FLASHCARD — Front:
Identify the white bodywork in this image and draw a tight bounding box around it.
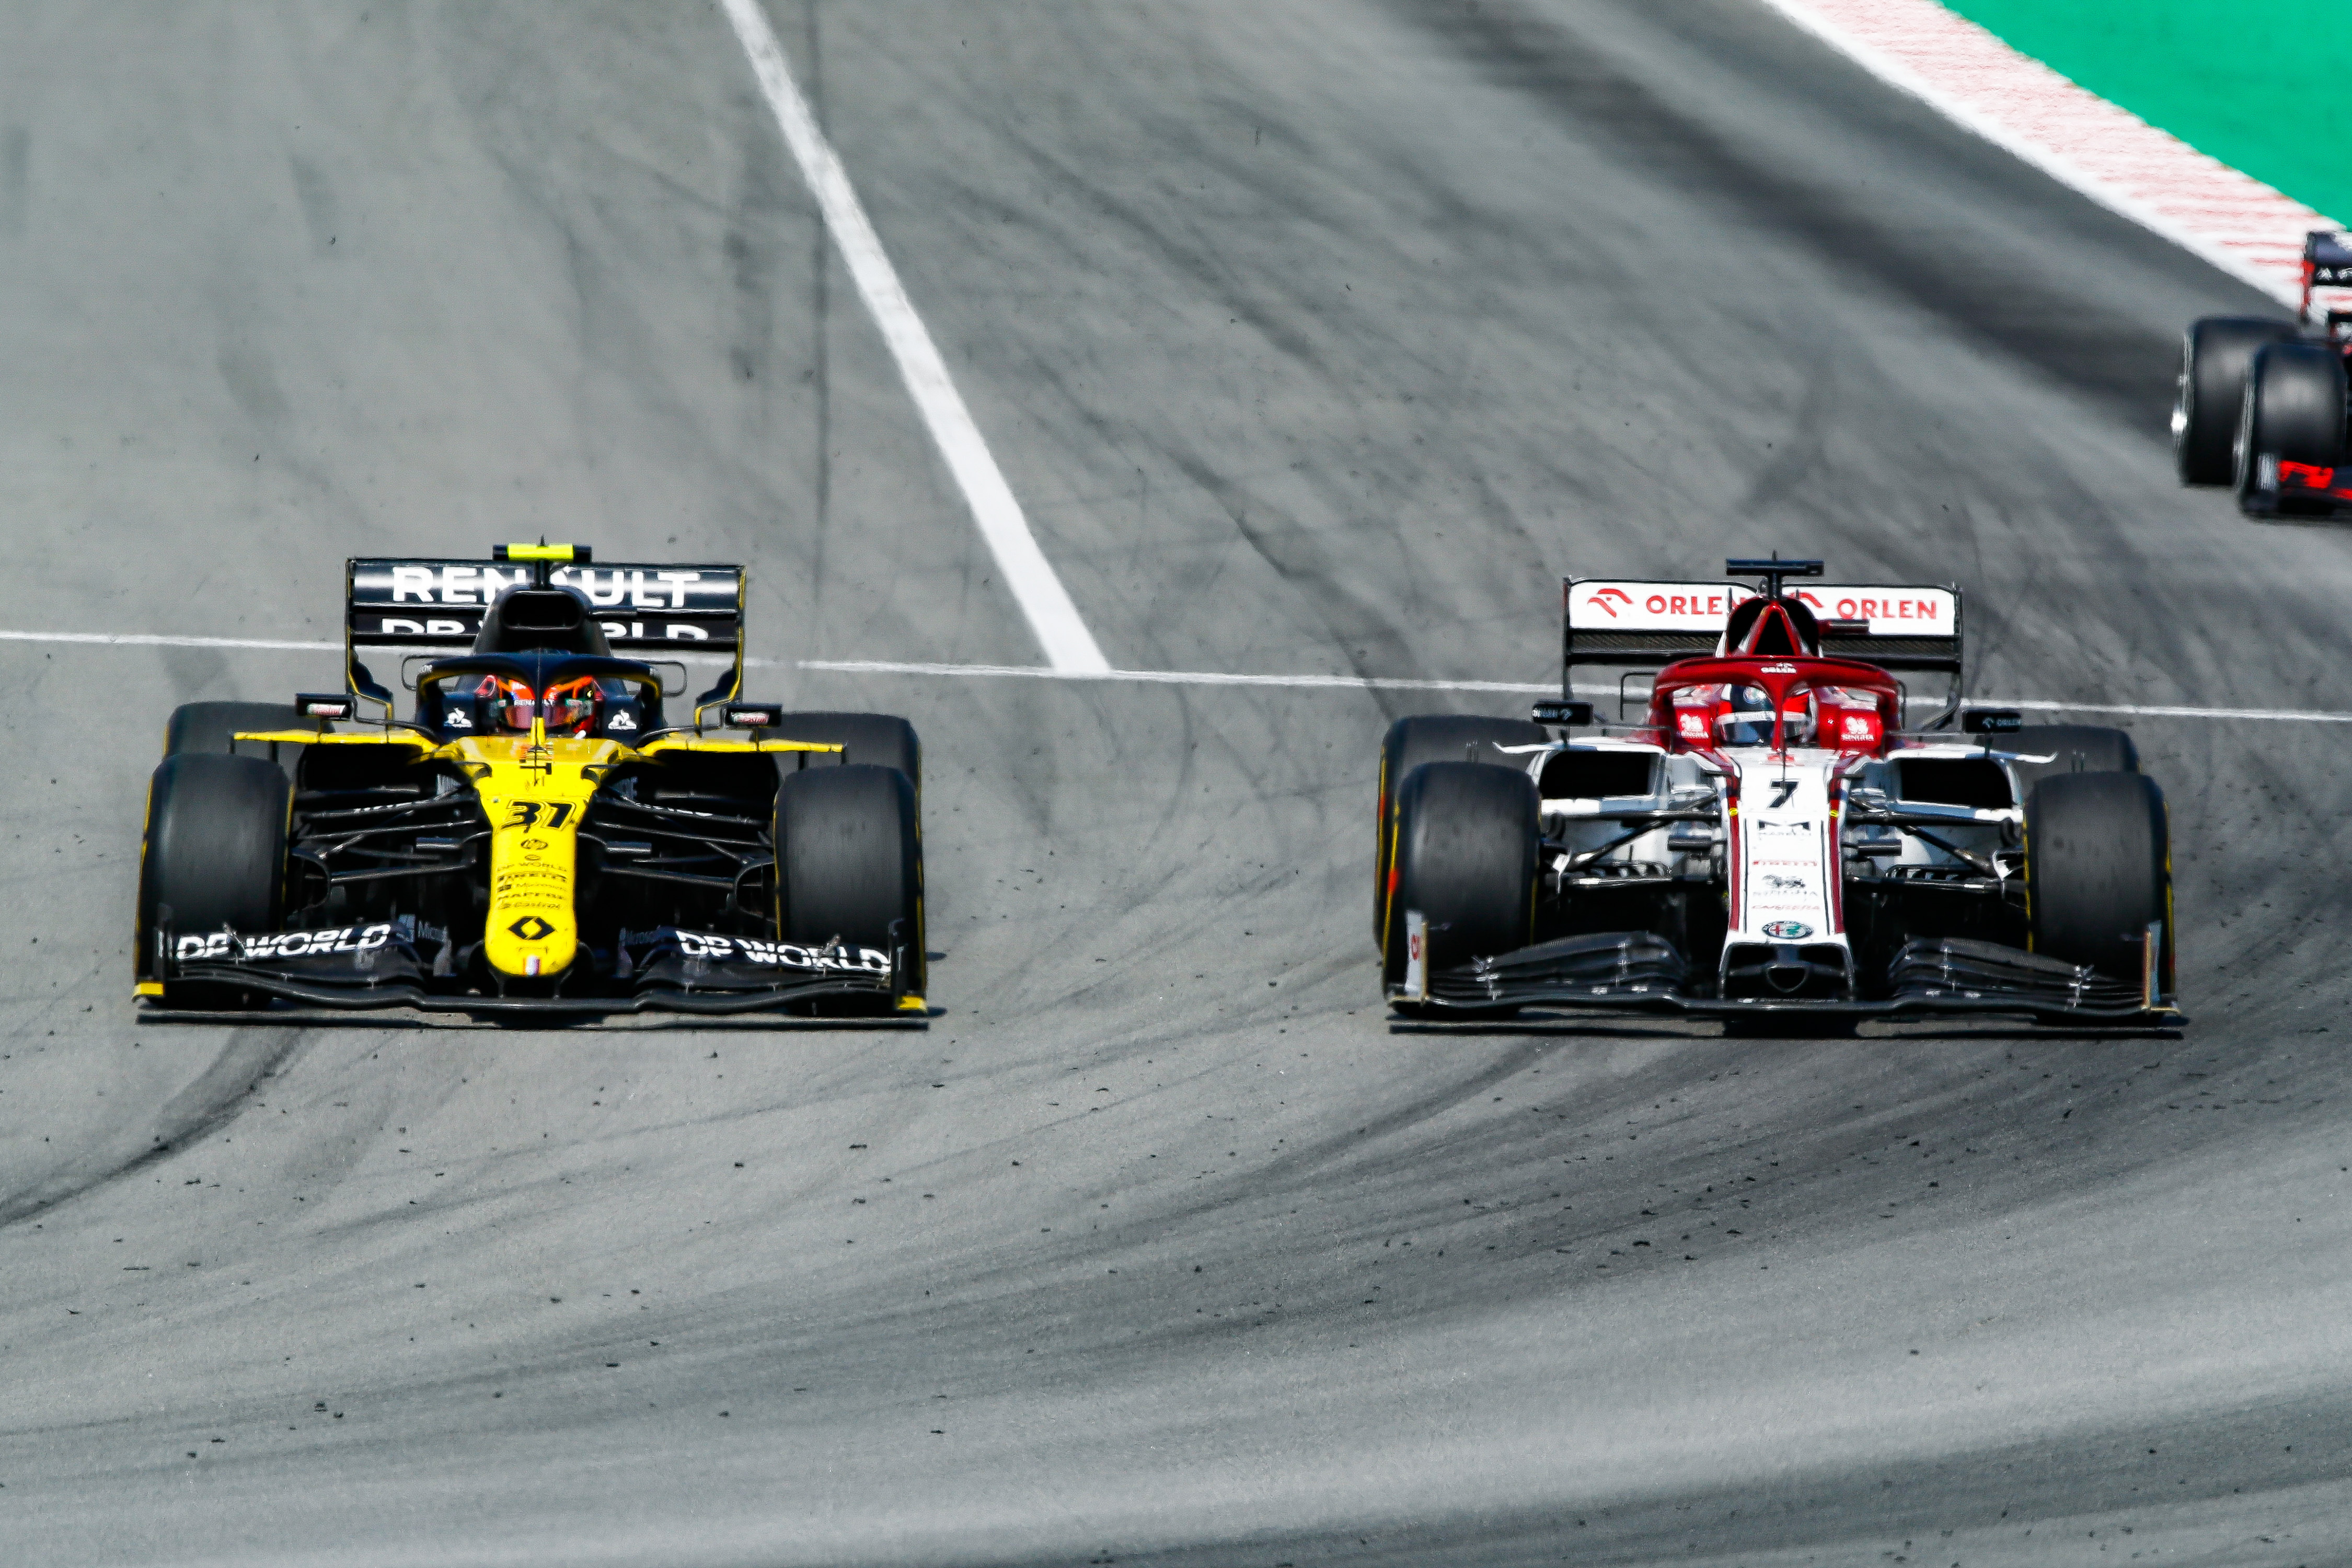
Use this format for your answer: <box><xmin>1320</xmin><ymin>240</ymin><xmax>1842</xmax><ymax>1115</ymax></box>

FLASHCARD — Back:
<box><xmin>1727</xmin><ymin>751</ymin><xmax>1841</xmax><ymax>951</ymax></box>
<box><xmin>1528</xmin><ymin>738</ymin><xmax>2025</xmax><ymax>993</ymax></box>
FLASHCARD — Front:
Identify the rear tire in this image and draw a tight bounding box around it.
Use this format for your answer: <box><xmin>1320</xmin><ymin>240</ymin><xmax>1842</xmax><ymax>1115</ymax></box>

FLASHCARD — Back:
<box><xmin>163</xmin><ymin>701</ymin><xmax>310</xmax><ymax>780</ymax></box>
<box><xmin>2235</xmin><ymin>341</ymin><xmax>2347</xmax><ymax>513</ymax></box>
<box><xmin>136</xmin><ymin>753</ymin><xmax>291</xmax><ymax>1007</ymax></box>
<box><xmin>1374</xmin><ymin>714</ymin><xmax>1547</xmax><ymax>942</ymax></box>
<box><xmin>770</xmin><ymin>712</ymin><xmax>920</xmax><ymax>797</ymax></box>
<box><xmin>2026</xmin><ymin>770</ymin><xmax>2169</xmax><ymax>982</ymax></box>
<box><xmin>2176</xmin><ymin>317</ymin><xmax>2296</xmax><ymax>484</ymax></box>
<box><xmin>1381</xmin><ymin>761</ymin><xmax>1539</xmax><ymax>1001</ymax></box>
<box><xmin>775</xmin><ymin>763</ymin><xmax>924</xmax><ymax>1004</ymax></box>
<box><xmin>2007</xmin><ymin>724</ymin><xmax>2137</xmax><ymax>801</ymax></box>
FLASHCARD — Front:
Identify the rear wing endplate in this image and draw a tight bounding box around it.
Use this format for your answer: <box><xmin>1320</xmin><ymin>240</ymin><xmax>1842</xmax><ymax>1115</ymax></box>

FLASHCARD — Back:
<box><xmin>344</xmin><ymin>554</ymin><xmax>746</xmax><ymax>718</ymax></box>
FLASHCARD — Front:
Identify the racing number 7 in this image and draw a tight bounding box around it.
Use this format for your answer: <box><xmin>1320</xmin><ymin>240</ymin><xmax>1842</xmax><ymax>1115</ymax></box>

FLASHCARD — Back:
<box><xmin>505</xmin><ymin>801</ymin><xmax>575</xmax><ymax>829</ymax></box>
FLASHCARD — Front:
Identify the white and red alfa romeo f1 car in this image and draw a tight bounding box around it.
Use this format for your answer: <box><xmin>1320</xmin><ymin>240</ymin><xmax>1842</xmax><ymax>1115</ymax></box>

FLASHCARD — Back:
<box><xmin>1373</xmin><ymin>559</ymin><xmax>2177</xmax><ymax>1024</ymax></box>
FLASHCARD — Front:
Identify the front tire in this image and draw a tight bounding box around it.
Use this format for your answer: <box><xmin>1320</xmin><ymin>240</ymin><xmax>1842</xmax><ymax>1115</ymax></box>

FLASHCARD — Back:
<box><xmin>2176</xmin><ymin>317</ymin><xmax>2296</xmax><ymax>484</ymax></box>
<box><xmin>1374</xmin><ymin>714</ymin><xmax>1547</xmax><ymax>942</ymax></box>
<box><xmin>775</xmin><ymin>763</ymin><xmax>924</xmax><ymax>1005</ymax></box>
<box><xmin>136</xmin><ymin>753</ymin><xmax>291</xmax><ymax>1006</ymax></box>
<box><xmin>2026</xmin><ymin>770</ymin><xmax>2169</xmax><ymax>983</ymax></box>
<box><xmin>1381</xmin><ymin>760</ymin><xmax>1539</xmax><ymax>1003</ymax></box>
<box><xmin>2235</xmin><ymin>341</ymin><xmax>2347</xmax><ymax>513</ymax></box>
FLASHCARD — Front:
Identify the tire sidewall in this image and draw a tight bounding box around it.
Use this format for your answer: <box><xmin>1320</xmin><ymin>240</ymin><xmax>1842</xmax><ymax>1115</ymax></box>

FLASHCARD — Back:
<box><xmin>1376</xmin><ymin>714</ymin><xmax>1548</xmax><ymax>948</ymax></box>
<box><xmin>2182</xmin><ymin>317</ymin><xmax>2296</xmax><ymax>485</ymax></box>
<box><xmin>774</xmin><ymin>763</ymin><xmax>924</xmax><ymax>999</ymax></box>
<box><xmin>137</xmin><ymin>753</ymin><xmax>292</xmax><ymax>1000</ymax></box>
<box><xmin>1382</xmin><ymin>760</ymin><xmax>1539</xmax><ymax>988</ymax></box>
<box><xmin>2238</xmin><ymin>340</ymin><xmax>2347</xmax><ymax>508</ymax></box>
<box><xmin>2025</xmin><ymin>770</ymin><xmax>2169</xmax><ymax>981</ymax></box>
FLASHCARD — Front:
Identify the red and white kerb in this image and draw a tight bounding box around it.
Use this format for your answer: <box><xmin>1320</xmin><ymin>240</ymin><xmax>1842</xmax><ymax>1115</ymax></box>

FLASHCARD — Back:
<box><xmin>1756</xmin><ymin>0</ymin><xmax>2334</xmax><ymax>302</ymax></box>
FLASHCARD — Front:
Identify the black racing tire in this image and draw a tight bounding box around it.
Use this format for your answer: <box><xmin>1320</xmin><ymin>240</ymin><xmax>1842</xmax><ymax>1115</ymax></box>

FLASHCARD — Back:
<box><xmin>136</xmin><ymin>753</ymin><xmax>291</xmax><ymax>1006</ymax></box>
<box><xmin>1374</xmin><ymin>714</ymin><xmax>1547</xmax><ymax>942</ymax></box>
<box><xmin>163</xmin><ymin>700</ymin><xmax>312</xmax><ymax>780</ymax></box>
<box><xmin>2235</xmin><ymin>341</ymin><xmax>2347</xmax><ymax>512</ymax></box>
<box><xmin>2176</xmin><ymin>317</ymin><xmax>2296</xmax><ymax>485</ymax></box>
<box><xmin>1380</xmin><ymin>760</ymin><xmax>1539</xmax><ymax>1001</ymax></box>
<box><xmin>2007</xmin><ymin>724</ymin><xmax>2138</xmax><ymax>801</ymax></box>
<box><xmin>769</xmin><ymin>712</ymin><xmax>920</xmax><ymax>796</ymax></box>
<box><xmin>775</xmin><ymin>762</ymin><xmax>924</xmax><ymax>1002</ymax></box>
<box><xmin>2026</xmin><ymin>770</ymin><xmax>2170</xmax><ymax>982</ymax></box>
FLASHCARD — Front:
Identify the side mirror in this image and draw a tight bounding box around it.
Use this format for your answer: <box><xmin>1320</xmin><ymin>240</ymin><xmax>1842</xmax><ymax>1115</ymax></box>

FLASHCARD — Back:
<box><xmin>295</xmin><ymin>693</ymin><xmax>356</xmax><ymax>722</ymax></box>
<box><xmin>1530</xmin><ymin>699</ymin><xmax>1594</xmax><ymax>728</ymax></box>
<box><xmin>723</xmin><ymin>702</ymin><xmax>782</xmax><ymax>730</ymax></box>
<box><xmin>1961</xmin><ymin>708</ymin><xmax>2023</xmax><ymax>735</ymax></box>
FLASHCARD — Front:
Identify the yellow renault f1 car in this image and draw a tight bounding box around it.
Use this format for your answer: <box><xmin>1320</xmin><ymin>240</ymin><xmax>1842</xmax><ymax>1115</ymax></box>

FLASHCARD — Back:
<box><xmin>135</xmin><ymin>544</ymin><xmax>924</xmax><ymax>1018</ymax></box>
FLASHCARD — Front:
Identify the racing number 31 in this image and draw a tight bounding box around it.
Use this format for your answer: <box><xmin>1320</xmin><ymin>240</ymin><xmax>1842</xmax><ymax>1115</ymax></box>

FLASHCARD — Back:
<box><xmin>505</xmin><ymin>801</ymin><xmax>575</xmax><ymax>829</ymax></box>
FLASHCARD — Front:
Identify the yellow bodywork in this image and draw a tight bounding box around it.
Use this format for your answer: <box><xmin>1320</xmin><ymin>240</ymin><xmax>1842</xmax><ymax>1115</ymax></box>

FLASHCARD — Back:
<box><xmin>233</xmin><ymin>723</ymin><xmax>841</xmax><ymax>981</ymax></box>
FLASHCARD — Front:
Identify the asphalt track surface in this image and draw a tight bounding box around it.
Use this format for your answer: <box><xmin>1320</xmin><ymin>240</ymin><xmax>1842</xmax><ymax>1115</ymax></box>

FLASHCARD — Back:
<box><xmin>2</xmin><ymin>4</ymin><xmax>2348</xmax><ymax>1565</ymax></box>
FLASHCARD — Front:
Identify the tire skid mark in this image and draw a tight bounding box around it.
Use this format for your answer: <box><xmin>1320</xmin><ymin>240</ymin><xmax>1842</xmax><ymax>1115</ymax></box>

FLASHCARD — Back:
<box><xmin>1397</xmin><ymin>0</ymin><xmax>2202</xmax><ymax>431</ymax></box>
<box><xmin>0</xmin><ymin>1026</ymin><xmax>313</xmax><ymax>1229</ymax></box>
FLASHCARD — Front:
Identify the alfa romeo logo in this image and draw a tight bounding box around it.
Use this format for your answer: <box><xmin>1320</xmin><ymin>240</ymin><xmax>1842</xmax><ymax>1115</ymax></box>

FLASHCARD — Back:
<box><xmin>506</xmin><ymin>915</ymin><xmax>556</xmax><ymax>942</ymax></box>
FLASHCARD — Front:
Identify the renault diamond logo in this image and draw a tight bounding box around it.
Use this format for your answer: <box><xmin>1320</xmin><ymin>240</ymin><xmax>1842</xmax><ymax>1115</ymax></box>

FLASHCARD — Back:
<box><xmin>506</xmin><ymin>915</ymin><xmax>557</xmax><ymax>942</ymax></box>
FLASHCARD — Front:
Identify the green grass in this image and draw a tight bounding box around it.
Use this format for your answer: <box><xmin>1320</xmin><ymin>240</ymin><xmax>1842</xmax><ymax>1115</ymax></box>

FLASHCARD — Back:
<box><xmin>1939</xmin><ymin>0</ymin><xmax>2351</xmax><ymax>223</ymax></box>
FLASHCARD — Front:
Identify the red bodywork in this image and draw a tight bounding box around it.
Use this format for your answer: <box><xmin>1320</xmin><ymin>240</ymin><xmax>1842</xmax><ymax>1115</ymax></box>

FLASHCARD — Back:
<box><xmin>1639</xmin><ymin>654</ymin><xmax>1905</xmax><ymax>757</ymax></box>
<box><xmin>2270</xmin><ymin>459</ymin><xmax>2352</xmax><ymax>505</ymax></box>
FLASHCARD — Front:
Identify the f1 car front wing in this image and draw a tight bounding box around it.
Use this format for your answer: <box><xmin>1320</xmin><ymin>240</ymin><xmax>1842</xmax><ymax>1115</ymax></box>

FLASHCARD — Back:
<box><xmin>1402</xmin><ymin>932</ymin><xmax>2178</xmax><ymax>1025</ymax></box>
<box><xmin>147</xmin><ymin>918</ymin><xmax>918</xmax><ymax>1017</ymax></box>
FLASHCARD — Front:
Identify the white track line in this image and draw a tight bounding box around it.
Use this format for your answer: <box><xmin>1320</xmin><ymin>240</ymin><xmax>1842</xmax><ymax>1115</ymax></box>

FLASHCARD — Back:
<box><xmin>2000</xmin><ymin>698</ymin><xmax>2352</xmax><ymax>723</ymax></box>
<box><xmin>0</xmin><ymin>628</ymin><xmax>337</xmax><ymax>652</ymax></box>
<box><xmin>1755</xmin><ymin>0</ymin><xmax>2334</xmax><ymax>302</ymax></box>
<box><xmin>9</xmin><ymin>630</ymin><xmax>2345</xmax><ymax>722</ymax></box>
<box><xmin>714</xmin><ymin>0</ymin><xmax>1111</xmax><ymax>674</ymax></box>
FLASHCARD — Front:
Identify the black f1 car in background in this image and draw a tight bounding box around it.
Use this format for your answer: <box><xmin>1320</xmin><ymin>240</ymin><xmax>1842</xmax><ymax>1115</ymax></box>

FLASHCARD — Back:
<box><xmin>136</xmin><ymin>543</ymin><xmax>926</xmax><ymax>1019</ymax></box>
<box><xmin>2176</xmin><ymin>229</ymin><xmax>2352</xmax><ymax>515</ymax></box>
<box><xmin>1373</xmin><ymin>559</ymin><xmax>2177</xmax><ymax>1024</ymax></box>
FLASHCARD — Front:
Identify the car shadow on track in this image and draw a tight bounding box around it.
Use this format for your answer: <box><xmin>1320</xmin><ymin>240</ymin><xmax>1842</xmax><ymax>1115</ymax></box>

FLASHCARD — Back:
<box><xmin>136</xmin><ymin>1010</ymin><xmax>936</xmax><ymax>1031</ymax></box>
<box><xmin>1388</xmin><ymin>1014</ymin><xmax>2185</xmax><ymax>1043</ymax></box>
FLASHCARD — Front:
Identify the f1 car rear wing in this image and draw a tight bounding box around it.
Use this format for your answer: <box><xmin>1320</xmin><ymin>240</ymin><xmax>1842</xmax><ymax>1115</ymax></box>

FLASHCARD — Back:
<box><xmin>343</xmin><ymin>543</ymin><xmax>745</xmax><ymax>718</ymax></box>
<box><xmin>1562</xmin><ymin>564</ymin><xmax>1965</xmax><ymax>723</ymax></box>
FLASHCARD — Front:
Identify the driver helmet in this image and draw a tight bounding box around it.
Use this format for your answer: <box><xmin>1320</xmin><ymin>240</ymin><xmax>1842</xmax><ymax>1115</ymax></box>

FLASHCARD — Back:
<box><xmin>1712</xmin><ymin>685</ymin><xmax>1818</xmax><ymax>747</ymax></box>
<box><xmin>539</xmin><ymin>676</ymin><xmax>602</xmax><ymax>736</ymax></box>
<box><xmin>475</xmin><ymin>674</ymin><xmax>603</xmax><ymax>737</ymax></box>
<box><xmin>1713</xmin><ymin>684</ymin><xmax>1772</xmax><ymax>746</ymax></box>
